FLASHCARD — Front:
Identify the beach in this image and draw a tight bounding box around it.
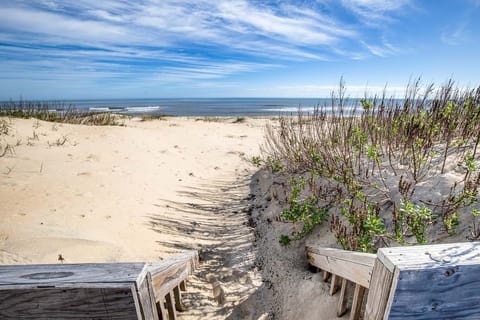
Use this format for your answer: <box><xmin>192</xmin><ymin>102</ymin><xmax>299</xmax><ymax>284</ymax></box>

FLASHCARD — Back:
<box><xmin>0</xmin><ymin>116</ymin><xmax>275</xmax><ymax>317</ymax></box>
<box><xmin>2</xmin><ymin>98</ymin><xmax>478</xmax><ymax>319</ymax></box>
<box><xmin>0</xmin><ymin>116</ymin><xmax>269</xmax><ymax>264</ymax></box>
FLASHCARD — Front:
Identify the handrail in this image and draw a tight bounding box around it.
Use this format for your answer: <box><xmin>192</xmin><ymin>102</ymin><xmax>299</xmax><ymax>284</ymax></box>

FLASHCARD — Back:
<box><xmin>306</xmin><ymin>245</ymin><xmax>375</xmax><ymax>288</ymax></box>
<box><xmin>148</xmin><ymin>250</ymin><xmax>199</xmax><ymax>320</ymax></box>
<box><xmin>306</xmin><ymin>245</ymin><xmax>375</xmax><ymax>320</ymax></box>
<box><xmin>0</xmin><ymin>251</ymin><xmax>199</xmax><ymax>320</ymax></box>
<box><xmin>307</xmin><ymin>242</ymin><xmax>480</xmax><ymax>320</ymax></box>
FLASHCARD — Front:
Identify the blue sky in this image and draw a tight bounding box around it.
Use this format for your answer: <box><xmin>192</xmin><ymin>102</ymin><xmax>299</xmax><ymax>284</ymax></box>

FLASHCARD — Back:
<box><xmin>0</xmin><ymin>0</ymin><xmax>479</xmax><ymax>99</ymax></box>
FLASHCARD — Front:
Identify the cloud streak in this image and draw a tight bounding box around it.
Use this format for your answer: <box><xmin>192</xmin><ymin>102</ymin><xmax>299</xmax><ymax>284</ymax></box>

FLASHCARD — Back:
<box><xmin>0</xmin><ymin>0</ymin><xmax>413</xmax><ymax>98</ymax></box>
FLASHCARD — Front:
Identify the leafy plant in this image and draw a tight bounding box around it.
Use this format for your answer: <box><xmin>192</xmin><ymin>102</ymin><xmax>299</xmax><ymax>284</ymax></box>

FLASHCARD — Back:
<box><xmin>281</xmin><ymin>177</ymin><xmax>328</xmax><ymax>240</ymax></box>
<box><xmin>398</xmin><ymin>200</ymin><xmax>433</xmax><ymax>244</ymax></box>
<box><xmin>279</xmin><ymin>234</ymin><xmax>291</xmax><ymax>246</ymax></box>
<box><xmin>262</xmin><ymin>79</ymin><xmax>480</xmax><ymax>251</ymax></box>
<box><xmin>469</xmin><ymin>209</ymin><xmax>480</xmax><ymax>240</ymax></box>
<box><xmin>251</xmin><ymin>156</ymin><xmax>263</xmax><ymax>167</ymax></box>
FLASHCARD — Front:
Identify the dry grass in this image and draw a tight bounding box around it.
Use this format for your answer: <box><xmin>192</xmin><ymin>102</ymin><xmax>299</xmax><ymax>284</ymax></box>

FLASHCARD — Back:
<box><xmin>0</xmin><ymin>101</ymin><xmax>124</xmax><ymax>126</ymax></box>
<box><xmin>261</xmin><ymin>79</ymin><xmax>480</xmax><ymax>251</ymax></box>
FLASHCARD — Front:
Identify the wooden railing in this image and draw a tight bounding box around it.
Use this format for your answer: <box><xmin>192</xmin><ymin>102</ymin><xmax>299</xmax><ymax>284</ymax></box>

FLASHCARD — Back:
<box><xmin>306</xmin><ymin>245</ymin><xmax>375</xmax><ymax>319</ymax></box>
<box><xmin>0</xmin><ymin>250</ymin><xmax>199</xmax><ymax>320</ymax></box>
<box><xmin>148</xmin><ymin>250</ymin><xmax>199</xmax><ymax>320</ymax></box>
<box><xmin>307</xmin><ymin>242</ymin><xmax>480</xmax><ymax>320</ymax></box>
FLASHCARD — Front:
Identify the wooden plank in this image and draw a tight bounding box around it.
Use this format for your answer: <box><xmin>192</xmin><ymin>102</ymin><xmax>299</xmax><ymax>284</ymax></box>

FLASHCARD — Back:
<box><xmin>329</xmin><ymin>274</ymin><xmax>340</xmax><ymax>296</ymax></box>
<box><xmin>156</xmin><ymin>299</ymin><xmax>168</xmax><ymax>320</ymax></box>
<box><xmin>377</xmin><ymin>242</ymin><xmax>480</xmax><ymax>272</ymax></box>
<box><xmin>307</xmin><ymin>250</ymin><xmax>374</xmax><ymax>288</ymax></box>
<box><xmin>323</xmin><ymin>271</ymin><xmax>331</xmax><ymax>282</ymax></box>
<box><xmin>173</xmin><ymin>285</ymin><xmax>186</xmax><ymax>311</ymax></box>
<box><xmin>337</xmin><ymin>278</ymin><xmax>348</xmax><ymax>317</ymax></box>
<box><xmin>179</xmin><ymin>280</ymin><xmax>187</xmax><ymax>291</ymax></box>
<box><xmin>149</xmin><ymin>251</ymin><xmax>198</xmax><ymax>299</ymax></box>
<box><xmin>350</xmin><ymin>284</ymin><xmax>366</xmax><ymax>320</ymax></box>
<box><xmin>137</xmin><ymin>272</ymin><xmax>159</xmax><ymax>320</ymax></box>
<box><xmin>165</xmin><ymin>291</ymin><xmax>177</xmax><ymax>320</ymax></box>
<box><xmin>364</xmin><ymin>259</ymin><xmax>394</xmax><ymax>320</ymax></box>
<box><xmin>0</xmin><ymin>286</ymin><xmax>140</xmax><ymax>319</ymax></box>
<box><xmin>383</xmin><ymin>267</ymin><xmax>400</xmax><ymax>319</ymax></box>
<box><xmin>387</xmin><ymin>264</ymin><xmax>480</xmax><ymax>319</ymax></box>
<box><xmin>0</xmin><ymin>263</ymin><xmax>146</xmax><ymax>286</ymax></box>
<box><xmin>379</xmin><ymin>242</ymin><xmax>480</xmax><ymax>319</ymax></box>
<box><xmin>307</xmin><ymin>246</ymin><xmax>376</xmax><ymax>267</ymax></box>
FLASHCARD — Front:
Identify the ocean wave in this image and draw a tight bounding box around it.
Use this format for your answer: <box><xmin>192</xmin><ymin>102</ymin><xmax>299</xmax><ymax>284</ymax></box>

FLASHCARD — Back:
<box><xmin>124</xmin><ymin>106</ymin><xmax>162</xmax><ymax>113</ymax></box>
<box><xmin>89</xmin><ymin>107</ymin><xmax>113</xmax><ymax>112</ymax></box>
<box><xmin>264</xmin><ymin>107</ymin><xmax>316</xmax><ymax>112</ymax></box>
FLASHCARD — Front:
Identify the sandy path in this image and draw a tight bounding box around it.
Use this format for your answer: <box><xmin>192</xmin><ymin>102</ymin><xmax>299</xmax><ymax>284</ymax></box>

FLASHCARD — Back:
<box><xmin>0</xmin><ymin>116</ymin><xmax>269</xmax><ymax>318</ymax></box>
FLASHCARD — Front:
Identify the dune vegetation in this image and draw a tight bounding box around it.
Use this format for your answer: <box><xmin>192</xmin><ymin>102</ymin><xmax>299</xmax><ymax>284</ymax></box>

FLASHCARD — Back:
<box><xmin>257</xmin><ymin>80</ymin><xmax>480</xmax><ymax>252</ymax></box>
<box><xmin>0</xmin><ymin>100</ymin><xmax>122</xmax><ymax>126</ymax></box>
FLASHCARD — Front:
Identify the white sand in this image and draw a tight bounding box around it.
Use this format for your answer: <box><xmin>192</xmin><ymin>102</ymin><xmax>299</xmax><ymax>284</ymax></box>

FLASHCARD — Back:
<box><xmin>0</xmin><ymin>117</ymin><xmax>268</xmax><ymax>265</ymax></box>
<box><xmin>1</xmin><ymin>116</ymin><xmax>285</xmax><ymax>319</ymax></box>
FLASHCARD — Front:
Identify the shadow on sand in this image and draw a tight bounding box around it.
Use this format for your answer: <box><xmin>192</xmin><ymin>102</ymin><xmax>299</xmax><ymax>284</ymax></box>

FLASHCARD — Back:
<box><xmin>147</xmin><ymin>173</ymin><xmax>270</xmax><ymax>319</ymax></box>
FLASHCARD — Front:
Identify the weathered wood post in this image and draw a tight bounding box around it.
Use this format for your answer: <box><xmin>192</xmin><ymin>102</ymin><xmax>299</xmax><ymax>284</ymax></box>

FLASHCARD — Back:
<box><xmin>365</xmin><ymin>242</ymin><xmax>480</xmax><ymax>319</ymax></box>
<box><xmin>0</xmin><ymin>263</ymin><xmax>159</xmax><ymax>319</ymax></box>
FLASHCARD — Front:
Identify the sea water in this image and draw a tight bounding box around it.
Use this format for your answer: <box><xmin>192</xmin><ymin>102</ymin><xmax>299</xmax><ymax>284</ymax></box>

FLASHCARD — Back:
<box><xmin>45</xmin><ymin>98</ymin><xmax>345</xmax><ymax>116</ymax></box>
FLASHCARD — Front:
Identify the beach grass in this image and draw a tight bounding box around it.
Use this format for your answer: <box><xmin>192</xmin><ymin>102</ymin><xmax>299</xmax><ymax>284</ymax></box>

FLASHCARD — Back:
<box><xmin>0</xmin><ymin>100</ymin><xmax>124</xmax><ymax>126</ymax></box>
<box><xmin>261</xmin><ymin>79</ymin><xmax>480</xmax><ymax>251</ymax></box>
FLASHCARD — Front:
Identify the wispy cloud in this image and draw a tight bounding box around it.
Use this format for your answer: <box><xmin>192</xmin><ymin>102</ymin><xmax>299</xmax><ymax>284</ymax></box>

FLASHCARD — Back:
<box><xmin>340</xmin><ymin>0</ymin><xmax>412</xmax><ymax>25</ymax></box>
<box><xmin>0</xmin><ymin>0</ymin><xmax>416</xmax><ymax>98</ymax></box>
<box><xmin>440</xmin><ymin>3</ymin><xmax>479</xmax><ymax>46</ymax></box>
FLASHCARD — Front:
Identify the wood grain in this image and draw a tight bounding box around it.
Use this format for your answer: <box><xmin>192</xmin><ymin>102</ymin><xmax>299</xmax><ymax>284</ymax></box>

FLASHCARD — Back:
<box><xmin>350</xmin><ymin>284</ymin><xmax>366</xmax><ymax>320</ymax></box>
<box><xmin>0</xmin><ymin>286</ymin><xmax>139</xmax><ymax>319</ymax></box>
<box><xmin>0</xmin><ymin>263</ymin><xmax>146</xmax><ymax>286</ymax></box>
<box><xmin>337</xmin><ymin>278</ymin><xmax>348</xmax><ymax>317</ymax></box>
<box><xmin>329</xmin><ymin>274</ymin><xmax>340</xmax><ymax>296</ymax></box>
<box><xmin>388</xmin><ymin>264</ymin><xmax>480</xmax><ymax>319</ymax></box>
<box><xmin>364</xmin><ymin>260</ymin><xmax>394</xmax><ymax>320</ymax></box>
<box><xmin>165</xmin><ymin>291</ymin><xmax>177</xmax><ymax>320</ymax></box>
<box><xmin>377</xmin><ymin>242</ymin><xmax>480</xmax><ymax>272</ymax></box>
<box><xmin>0</xmin><ymin>251</ymin><xmax>198</xmax><ymax>319</ymax></box>
<box><xmin>137</xmin><ymin>272</ymin><xmax>159</xmax><ymax>320</ymax></box>
<box><xmin>307</xmin><ymin>247</ymin><xmax>375</xmax><ymax>288</ymax></box>
<box><xmin>149</xmin><ymin>251</ymin><xmax>198</xmax><ymax>299</ymax></box>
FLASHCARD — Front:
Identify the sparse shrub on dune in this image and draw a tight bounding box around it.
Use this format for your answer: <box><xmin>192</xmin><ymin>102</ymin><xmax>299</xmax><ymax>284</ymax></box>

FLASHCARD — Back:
<box><xmin>261</xmin><ymin>79</ymin><xmax>480</xmax><ymax>252</ymax></box>
<box><xmin>0</xmin><ymin>100</ymin><xmax>124</xmax><ymax>126</ymax></box>
<box><xmin>0</xmin><ymin>118</ymin><xmax>13</xmax><ymax>158</ymax></box>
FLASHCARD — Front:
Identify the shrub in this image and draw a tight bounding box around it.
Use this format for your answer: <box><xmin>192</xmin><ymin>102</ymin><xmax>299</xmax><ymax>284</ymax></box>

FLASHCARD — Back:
<box><xmin>261</xmin><ymin>79</ymin><xmax>480</xmax><ymax>251</ymax></box>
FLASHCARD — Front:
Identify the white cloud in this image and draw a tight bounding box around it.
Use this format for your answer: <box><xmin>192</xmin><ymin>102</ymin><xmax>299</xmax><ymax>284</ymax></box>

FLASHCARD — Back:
<box><xmin>0</xmin><ymin>0</ymin><xmax>413</xmax><ymax>96</ymax></box>
<box><xmin>341</xmin><ymin>0</ymin><xmax>411</xmax><ymax>25</ymax></box>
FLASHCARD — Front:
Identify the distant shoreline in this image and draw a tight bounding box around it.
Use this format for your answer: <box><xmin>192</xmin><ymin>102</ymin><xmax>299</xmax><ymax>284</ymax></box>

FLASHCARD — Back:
<box><xmin>0</xmin><ymin>97</ymin><xmax>374</xmax><ymax>117</ymax></box>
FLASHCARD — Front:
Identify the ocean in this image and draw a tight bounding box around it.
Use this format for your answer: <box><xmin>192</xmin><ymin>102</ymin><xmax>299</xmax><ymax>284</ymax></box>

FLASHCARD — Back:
<box><xmin>42</xmin><ymin>98</ymin><xmax>334</xmax><ymax>117</ymax></box>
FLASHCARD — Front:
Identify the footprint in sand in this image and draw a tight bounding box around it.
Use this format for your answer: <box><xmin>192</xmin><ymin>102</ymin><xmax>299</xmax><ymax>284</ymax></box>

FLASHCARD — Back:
<box><xmin>86</xmin><ymin>154</ymin><xmax>99</xmax><ymax>162</ymax></box>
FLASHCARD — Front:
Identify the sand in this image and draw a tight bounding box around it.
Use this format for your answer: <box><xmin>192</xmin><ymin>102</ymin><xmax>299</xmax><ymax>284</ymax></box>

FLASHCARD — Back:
<box><xmin>0</xmin><ymin>116</ymin><xmax>278</xmax><ymax>318</ymax></box>
<box><xmin>0</xmin><ymin>117</ymin><xmax>265</xmax><ymax>264</ymax></box>
<box><xmin>2</xmin><ymin>115</ymin><xmax>476</xmax><ymax>319</ymax></box>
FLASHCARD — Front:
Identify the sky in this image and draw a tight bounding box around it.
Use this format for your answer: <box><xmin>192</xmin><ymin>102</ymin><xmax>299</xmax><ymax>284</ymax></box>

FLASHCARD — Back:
<box><xmin>0</xmin><ymin>0</ymin><xmax>479</xmax><ymax>99</ymax></box>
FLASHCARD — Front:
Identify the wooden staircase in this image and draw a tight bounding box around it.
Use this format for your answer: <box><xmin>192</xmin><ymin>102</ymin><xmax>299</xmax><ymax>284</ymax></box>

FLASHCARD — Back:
<box><xmin>307</xmin><ymin>246</ymin><xmax>375</xmax><ymax>319</ymax></box>
<box><xmin>148</xmin><ymin>251</ymin><xmax>199</xmax><ymax>320</ymax></box>
<box><xmin>307</xmin><ymin>242</ymin><xmax>480</xmax><ymax>320</ymax></box>
<box><xmin>0</xmin><ymin>250</ymin><xmax>198</xmax><ymax>320</ymax></box>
